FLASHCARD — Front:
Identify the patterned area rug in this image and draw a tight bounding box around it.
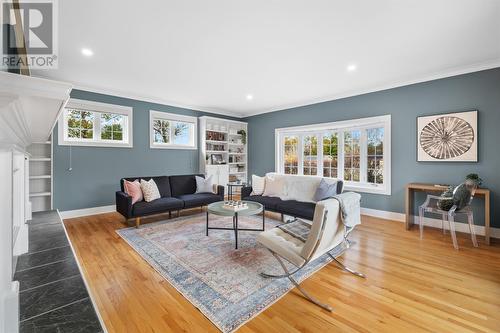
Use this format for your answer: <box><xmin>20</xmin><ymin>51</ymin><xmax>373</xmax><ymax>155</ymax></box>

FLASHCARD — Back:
<box><xmin>117</xmin><ymin>214</ymin><xmax>349</xmax><ymax>333</ymax></box>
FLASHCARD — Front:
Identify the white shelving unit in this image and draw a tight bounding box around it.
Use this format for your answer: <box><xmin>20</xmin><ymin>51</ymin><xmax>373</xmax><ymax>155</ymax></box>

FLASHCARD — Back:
<box><xmin>199</xmin><ymin>116</ymin><xmax>248</xmax><ymax>194</ymax></box>
<box><xmin>27</xmin><ymin>138</ymin><xmax>53</xmax><ymax>212</ymax></box>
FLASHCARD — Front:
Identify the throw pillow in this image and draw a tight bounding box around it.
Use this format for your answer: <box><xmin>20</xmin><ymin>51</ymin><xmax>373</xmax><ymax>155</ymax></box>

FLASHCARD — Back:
<box><xmin>124</xmin><ymin>179</ymin><xmax>143</xmax><ymax>204</ymax></box>
<box><xmin>140</xmin><ymin>178</ymin><xmax>161</xmax><ymax>202</ymax></box>
<box><xmin>262</xmin><ymin>176</ymin><xmax>285</xmax><ymax>198</ymax></box>
<box><xmin>195</xmin><ymin>175</ymin><xmax>214</xmax><ymax>193</ymax></box>
<box><xmin>313</xmin><ymin>178</ymin><xmax>338</xmax><ymax>202</ymax></box>
<box><xmin>250</xmin><ymin>175</ymin><xmax>266</xmax><ymax>195</ymax></box>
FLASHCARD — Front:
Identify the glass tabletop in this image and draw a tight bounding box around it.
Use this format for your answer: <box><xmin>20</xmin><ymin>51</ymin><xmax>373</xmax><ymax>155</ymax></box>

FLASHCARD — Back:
<box><xmin>207</xmin><ymin>201</ymin><xmax>263</xmax><ymax>216</ymax></box>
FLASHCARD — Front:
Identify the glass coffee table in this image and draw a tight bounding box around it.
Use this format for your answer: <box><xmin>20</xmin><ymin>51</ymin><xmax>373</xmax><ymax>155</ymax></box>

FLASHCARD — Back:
<box><xmin>206</xmin><ymin>201</ymin><xmax>265</xmax><ymax>249</ymax></box>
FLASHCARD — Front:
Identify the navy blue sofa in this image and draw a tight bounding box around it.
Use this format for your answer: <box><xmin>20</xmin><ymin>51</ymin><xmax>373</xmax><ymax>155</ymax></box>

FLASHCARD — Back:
<box><xmin>116</xmin><ymin>174</ymin><xmax>224</xmax><ymax>227</ymax></box>
<box><xmin>240</xmin><ymin>180</ymin><xmax>343</xmax><ymax>221</ymax></box>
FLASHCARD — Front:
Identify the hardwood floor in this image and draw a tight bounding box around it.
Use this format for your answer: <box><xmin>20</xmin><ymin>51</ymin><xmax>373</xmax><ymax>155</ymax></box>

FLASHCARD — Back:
<box><xmin>63</xmin><ymin>210</ymin><xmax>500</xmax><ymax>333</ymax></box>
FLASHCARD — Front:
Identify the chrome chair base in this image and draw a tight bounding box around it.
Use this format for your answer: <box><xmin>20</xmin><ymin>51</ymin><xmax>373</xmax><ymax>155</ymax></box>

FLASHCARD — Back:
<box><xmin>261</xmin><ymin>247</ymin><xmax>365</xmax><ymax>312</ymax></box>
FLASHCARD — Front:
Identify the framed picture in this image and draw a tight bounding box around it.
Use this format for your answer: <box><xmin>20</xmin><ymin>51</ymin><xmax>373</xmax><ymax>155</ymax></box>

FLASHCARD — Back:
<box><xmin>210</xmin><ymin>154</ymin><xmax>225</xmax><ymax>164</ymax></box>
<box><xmin>417</xmin><ymin>110</ymin><xmax>477</xmax><ymax>162</ymax></box>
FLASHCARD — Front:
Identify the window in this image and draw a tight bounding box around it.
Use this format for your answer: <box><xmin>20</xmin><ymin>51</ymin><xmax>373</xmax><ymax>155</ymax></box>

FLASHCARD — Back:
<box><xmin>58</xmin><ymin>99</ymin><xmax>133</xmax><ymax>147</ymax></box>
<box><xmin>150</xmin><ymin>111</ymin><xmax>197</xmax><ymax>149</ymax></box>
<box><xmin>275</xmin><ymin>115</ymin><xmax>391</xmax><ymax>195</ymax></box>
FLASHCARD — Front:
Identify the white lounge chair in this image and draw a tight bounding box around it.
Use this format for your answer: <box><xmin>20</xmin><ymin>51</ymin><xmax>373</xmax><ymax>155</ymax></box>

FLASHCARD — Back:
<box><xmin>257</xmin><ymin>198</ymin><xmax>365</xmax><ymax>311</ymax></box>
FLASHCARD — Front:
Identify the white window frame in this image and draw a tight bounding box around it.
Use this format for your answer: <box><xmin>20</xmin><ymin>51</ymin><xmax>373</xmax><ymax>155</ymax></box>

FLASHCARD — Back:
<box><xmin>58</xmin><ymin>99</ymin><xmax>133</xmax><ymax>148</ymax></box>
<box><xmin>149</xmin><ymin>111</ymin><xmax>198</xmax><ymax>150</ymax></box>
<box><xmin>275</xmin><ymin>115</ymin><xmax>391</xmax><ymax>195</ymax></box>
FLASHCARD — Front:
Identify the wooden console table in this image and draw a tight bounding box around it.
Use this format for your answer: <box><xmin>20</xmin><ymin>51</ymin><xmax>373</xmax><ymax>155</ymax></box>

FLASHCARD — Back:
<box><xmin>405</xmin><ymin>183</ymin><xmax>491</xmax><ymax>245</ymax></box>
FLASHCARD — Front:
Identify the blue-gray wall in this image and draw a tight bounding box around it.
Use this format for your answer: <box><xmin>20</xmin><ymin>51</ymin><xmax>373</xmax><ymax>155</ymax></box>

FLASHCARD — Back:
<box><xmin>53</xmin><ymin>90</ymin><xmax>236</xmax><ymax>211</ymax></box>
<box><xmin>244</xmin><ymin>68</ymin><xmax>500</xmax><ymax>227</ymax></box>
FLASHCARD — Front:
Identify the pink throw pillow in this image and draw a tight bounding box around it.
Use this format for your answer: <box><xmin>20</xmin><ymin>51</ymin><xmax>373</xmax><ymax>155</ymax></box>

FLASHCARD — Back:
<box><xmin>124</xmin><ymin>179</ymin><xmax>143</xmax><ymax>204</ymax></box>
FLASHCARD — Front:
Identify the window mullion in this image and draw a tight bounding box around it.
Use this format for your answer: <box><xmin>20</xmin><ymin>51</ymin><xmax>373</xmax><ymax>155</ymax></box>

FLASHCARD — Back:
<box><xmin>279</xmin><ymin>134</ymin><xmax>284</xmax><ymax>173</ymax></box>
<box><xmin>360</xmin><ymin>129</ymin><xmax>367</xmax><ymax>183</ymax></box>
<box><xmin>317</xmin><ymin>133</ymin><xmax>323</xmax><ymax>177</ymax></box>
<box><xmin>298</xmin><ymin>134</ymin><xmax>304</xmax><ymax>175</ymax></box>
<box><xmin>93</xmin><ymin>112</ymin><xmax>100</xmax><ymax>141</ymax></box>
<box><xmin>338</xmin><ymin>130</ymin><xmax>344</xmax><ymax>181</ymax></box>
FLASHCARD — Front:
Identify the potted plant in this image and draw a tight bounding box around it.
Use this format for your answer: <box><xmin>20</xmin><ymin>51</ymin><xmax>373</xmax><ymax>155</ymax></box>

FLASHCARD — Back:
<box><xmin>237</xmin><ymin>129</ymin><xmax>246</xmax><ymax>144</ymax></box>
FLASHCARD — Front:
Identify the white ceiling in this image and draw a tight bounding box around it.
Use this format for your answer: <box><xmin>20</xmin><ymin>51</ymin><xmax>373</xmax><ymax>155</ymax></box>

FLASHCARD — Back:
<box><xmin>33</xmin><ymin>0</ymin><xmax>500</xmax><ymax>117</ymax></box>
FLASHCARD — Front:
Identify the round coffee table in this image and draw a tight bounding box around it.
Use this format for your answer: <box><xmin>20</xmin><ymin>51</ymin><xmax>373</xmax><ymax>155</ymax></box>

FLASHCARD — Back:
<box><xmin>206</xmin><ymin>201</ymin><xmax>265</xmax><ymax>249</ymax></box>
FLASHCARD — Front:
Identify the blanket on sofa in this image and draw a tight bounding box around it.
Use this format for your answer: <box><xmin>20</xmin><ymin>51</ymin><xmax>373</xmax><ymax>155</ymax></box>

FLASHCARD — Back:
<box><xmin>332</xmin><ymin>192</ymin><xmax>361</xmax><ymax>228</ymax></box>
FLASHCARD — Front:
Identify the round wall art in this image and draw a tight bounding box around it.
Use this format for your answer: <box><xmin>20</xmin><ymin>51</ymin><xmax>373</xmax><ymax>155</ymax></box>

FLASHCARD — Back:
<box><xmin>417</xmin><ymin>110</ymin><xmax>477</xmax><ymax>162</ymax></box>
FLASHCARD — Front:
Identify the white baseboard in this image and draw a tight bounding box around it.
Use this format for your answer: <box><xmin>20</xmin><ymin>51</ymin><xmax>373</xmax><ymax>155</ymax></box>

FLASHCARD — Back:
<box><xmin>361</xmin><ymin>207</ymin><xmax>500</xmax><ymax>239</ymax></box>
<box><xmin>59</xmin><ymin>205</ymin><xmax>116</xmax><ymax>219</ymax></box>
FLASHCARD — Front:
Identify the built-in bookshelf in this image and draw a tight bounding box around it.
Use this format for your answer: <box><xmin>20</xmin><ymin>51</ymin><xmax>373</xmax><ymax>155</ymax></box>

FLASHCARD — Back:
<box><xmin>199</xmin><ymin>116</ymin><xmax>248</xmax><ymax>193</ymax></box>
<box><xmin>27</xmin><ymin>137</ymin><xmax>53</xmax><ymax>212</ymax></box>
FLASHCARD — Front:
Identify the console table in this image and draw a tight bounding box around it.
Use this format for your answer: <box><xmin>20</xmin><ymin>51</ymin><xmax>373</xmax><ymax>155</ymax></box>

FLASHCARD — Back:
<box><xmin>405</xmin><ymin>183</ymin><xmax>491</xmax><ymax>245</ymax></box>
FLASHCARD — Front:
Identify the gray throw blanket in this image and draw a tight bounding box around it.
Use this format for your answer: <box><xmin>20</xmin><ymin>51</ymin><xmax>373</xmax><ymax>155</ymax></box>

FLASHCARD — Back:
<box><xmin>332</xmin><ymin>192</ymin><xmax>361</xmax><ymax>228</ymax></box>
<box><xmin>277</xmin><ymin>220</ymin><xmax>311</xmax><ymax>242</ymax></box>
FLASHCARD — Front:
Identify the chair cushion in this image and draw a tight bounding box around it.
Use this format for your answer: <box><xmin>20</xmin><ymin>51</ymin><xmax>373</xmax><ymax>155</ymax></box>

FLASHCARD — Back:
<box><xmin>132</xmin><ymin>197</ymin><xmax>183</xmax><ymax>216</ymax></box>
<box><xmin>243</xmin><ymin>195</ymin><xmax>283</xmax><ymax>211</ymax></box>
<box><xmin>170</xmin><ymin>174</ymin><xmax>204</xmax><ymax>197</ymax></box>
<box><xmin>121</xmin><ymin>176</ymin><xmax>171</xmax><ymax>198</ymax></box>
<box><xmin>177</xmin><ymin>193</ymin><xmax>221</xmax><ymax>207</ymax></box>
<box><xmin>276</xmin><ymin>200</ymin><xmax>316</xmax><ymax>220</ymax></box>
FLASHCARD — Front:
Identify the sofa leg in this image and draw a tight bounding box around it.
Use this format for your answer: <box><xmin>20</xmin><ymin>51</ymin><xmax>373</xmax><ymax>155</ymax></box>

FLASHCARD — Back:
<box><xmin>135</xmin><ymin>217</ymin><xmax>141</xmax><ymax>228</ymax></box>
<box><xmin>281</xmin><ymin>213</ymin><xmax>284</xmax><ymax>222</ymax></box>
<box><xmin>169</xmin><ymin>211</ymin><xmax>172</xmax><ymax>219</ymax></box>
<box><xmin>177</xmin><ymin>210</ymin><xmax>180</xmax><ymax>217</ymax></box>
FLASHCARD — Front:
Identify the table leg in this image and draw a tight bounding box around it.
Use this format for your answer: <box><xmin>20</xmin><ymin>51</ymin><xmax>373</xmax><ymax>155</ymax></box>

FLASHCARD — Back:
<box><xmin>485</xmin><ymin>192</ymin><xmax>491</xmax><ymax>245</ymax></box>
<box><xmin>206</xmin><ymin>211</ymin><xmax>209</xmax><ymax>236</ymax></box>
<box><xmin>263</xmin><ymin>208</ymin><xmax>265</xmax><ymax>230</ymax></box>
<box><xmin>235</xmin><ymin>212</ymin><xmax>239</xmax><ymax>249</ymax></box>
<box><xmin>405</xmin><ymin>187</ymin><xmax>413</xmax><ymax>230</ymax></box>
<box><xmin>229</xmin><ymin>186</ymin><xmax>232</xmax><ymax>201</ymax></box>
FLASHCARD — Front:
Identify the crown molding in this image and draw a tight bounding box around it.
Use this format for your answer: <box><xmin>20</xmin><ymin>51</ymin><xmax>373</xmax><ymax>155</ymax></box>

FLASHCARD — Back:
<box><xmin>69</xmin><ymin>82</ymin><xmax>244</xmax><ymax>118</ymax></box>
<box><xmin>243</xmin><ymin>59</ymin><xmax>500</xmax><ymax>117</ymax></box>
<box><xmin>35</xmin><ymin>59</ymin><xmax>500</xmax><ymax>119</ymax></box>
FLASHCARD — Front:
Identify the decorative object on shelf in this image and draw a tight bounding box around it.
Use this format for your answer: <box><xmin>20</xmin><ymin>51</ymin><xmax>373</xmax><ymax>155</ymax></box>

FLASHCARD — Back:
<box><xmin>237</xmin><ymin>129</ymin><xmax>247</xmax><ymax>144</ymax></box>
<box><xmin>210</xmin><ymin>154</ymin><xmax>225</xmax><ymax>164</ymax></box>
<box><xmin>206</xmin><ymin>131</ymin><xmax>226</xmax><ymax>141</ymax></box>
<box><xmin>417</xmin><ymin>110</ymin><xmax>477</xmax><ymax>162</ymax></box>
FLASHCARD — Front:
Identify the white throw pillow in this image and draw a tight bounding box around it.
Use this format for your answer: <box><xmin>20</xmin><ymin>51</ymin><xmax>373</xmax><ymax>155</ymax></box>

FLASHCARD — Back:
<box><xmin>284</xmin><ymin>178</ymin><xmax>320</xmax><ymax>203</ymax></box>
<box><xmin>250</xmin><ymin>175</ymin><xmax>266</xmax><ymax>195</ymax></box>
<box><xmin>195</xmin><ymin>175</ymin><xmax>214</xmax><ymax>193</ymax></box>
<box><xmin>262</xmin><ymin>176</ymin><xmax>285</xmax><ymax>198</ymax></box>
<box><xmin>140</xmin><ymin>179</ymin><xmax>161</xmax><ymax>202</ymax></box>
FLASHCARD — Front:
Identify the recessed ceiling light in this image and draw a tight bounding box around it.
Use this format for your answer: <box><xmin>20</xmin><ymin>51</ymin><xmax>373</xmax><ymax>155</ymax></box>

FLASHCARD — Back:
<box><xmin>81</xmin><ymin>48</ymin><xmax>94</xmax><ymax>57</ymax></box>
<box><xmin>347</xmin><ymin>64</ymin><xmax>357</xmax><ymax>72</ymax></box>
<box><xmin>246</xmin><ymin>94</ymin><xmax>253</xmax><ymax>100</ymax></box>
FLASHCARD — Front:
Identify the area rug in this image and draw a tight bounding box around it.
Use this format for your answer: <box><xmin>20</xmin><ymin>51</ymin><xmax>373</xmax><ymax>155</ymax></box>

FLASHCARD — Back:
<box><xmin>117</xmin><ymin>214</ymin><xmax>349</xmax><ymax>333</ymax></box>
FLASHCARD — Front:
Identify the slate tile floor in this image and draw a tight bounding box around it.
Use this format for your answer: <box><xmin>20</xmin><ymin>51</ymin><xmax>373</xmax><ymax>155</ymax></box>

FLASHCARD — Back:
<box><xmin>15</xmin><ymin>211</ymin><xmax>103</xmax><ymax>333</ymax></box>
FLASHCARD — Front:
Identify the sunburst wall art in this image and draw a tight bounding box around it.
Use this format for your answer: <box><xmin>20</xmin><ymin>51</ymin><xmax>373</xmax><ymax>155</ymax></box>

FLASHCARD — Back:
<box><xmin>417</xmin><ymin>110</ymin><xmax>477</xmax><ymax>162</ymax></box>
